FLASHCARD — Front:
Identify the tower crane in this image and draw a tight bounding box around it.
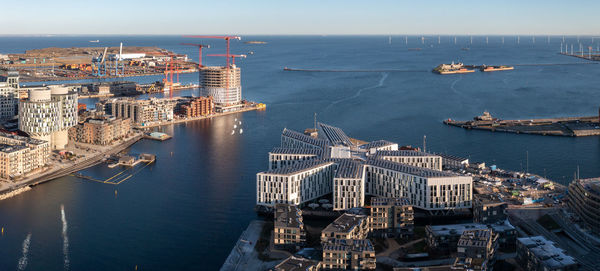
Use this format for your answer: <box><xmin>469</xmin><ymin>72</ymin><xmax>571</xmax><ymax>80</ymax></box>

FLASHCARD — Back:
<box><xmin>183</xmin><ymin>36</ymin><xmax>241</xmax><ymax>106</ymax></box>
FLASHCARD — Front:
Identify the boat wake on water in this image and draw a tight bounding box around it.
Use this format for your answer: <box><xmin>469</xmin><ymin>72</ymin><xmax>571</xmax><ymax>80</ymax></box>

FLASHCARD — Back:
<box><xmin>325</xmin><ymin>72</ymin><xmax>389</xmax><ymax>111</ymax></box>
<box><xmin>61</xmin><ymin>204</ymin><xmax>70</xmax><ymax>270</ymax></box>
<box><xmin>17</xmin><ymin>233</ymin><xmax>32</xmax><ymax>271</ymax></box>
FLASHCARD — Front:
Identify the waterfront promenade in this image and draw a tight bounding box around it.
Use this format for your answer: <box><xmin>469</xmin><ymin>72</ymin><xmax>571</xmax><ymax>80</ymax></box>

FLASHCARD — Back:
<box><xmin>138</xmin><ymin>103</ymin><xmax>265</xmax><ymax>129</ymax></box>
<box><xmin>0</xmin><ymin>132</ymin><xmax>143</xmax><ymax>198</ymax></box>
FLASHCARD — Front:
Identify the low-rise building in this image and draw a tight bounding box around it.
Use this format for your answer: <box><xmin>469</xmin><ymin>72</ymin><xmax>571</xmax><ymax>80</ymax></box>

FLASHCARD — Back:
<box><xmin>321</xmin><ymin>213</ymin><xmax>369</xmax><ymax>243</ymax></box>
<box><xmin>68</xmin><ymin>115</ymin><xmax>131</xmax><ymax>145</ymax></box>
<box><xmin>178</xmin><ymin>96</ymin><xmax>214</xmax><ymax>118</ymax></box>
<box><xmin>473</xmin><ymin>193</ymin><xmax>508</xmax><ymax>224</ymax></box>
<box><xmin>0</xmin><ymin>132</ymin><xmax>49</xmax><ymax>179</ymax></box>
<box><xmin>271</xmin><ymin>256</ymin><xmax>321</xmax><ymax>271</ymax></box>
<box><xmin>455</xmin><ymin>229</ymin><xmax>498</xmax><ymax>271</ymax></box>
<box><xmin>516</xmin><ymin>236</ymin><xmax>578</xmax><ymax>271</ymax></box>
<box><xmin>426</xmin><ymin>222</ymin><xmax>516</xmax><ymax>254</ymax></box>
<box><xmin>322</xmin><ymin>238</ymin><xmax>376</xmax><ymax>270</ymax></box>
<box><xmin>568</xmin><ymin>178</ymin><xmax>600</xmax><ymax>234</ymax></box>
<box><xmin>102</xmin><ymin>97</ymin><xmax>176</xmax><ymax>126</ymax></box>
<box><xmin>369</xmin><ymin>197</ymin><xmax>414</xmax><ymax>238</ymax></box>
<box><xmin>273</xmin><ymin>204</ymin><xmax>306</xmax><ymax>250</ymax></box>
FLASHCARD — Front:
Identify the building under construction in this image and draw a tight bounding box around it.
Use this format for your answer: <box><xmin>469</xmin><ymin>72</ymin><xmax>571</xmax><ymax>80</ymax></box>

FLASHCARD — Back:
<box><xmin>199</xmin><ymin>65</ymin><xmax>242</xmax><ymax>112</ymax></box>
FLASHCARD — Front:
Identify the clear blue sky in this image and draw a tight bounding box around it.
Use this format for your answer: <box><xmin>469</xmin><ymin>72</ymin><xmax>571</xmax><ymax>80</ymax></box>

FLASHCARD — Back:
<box><xmin>1</xmin><ymin>0</ymin><xmax>598</xmax><ymax>35</ymax></box>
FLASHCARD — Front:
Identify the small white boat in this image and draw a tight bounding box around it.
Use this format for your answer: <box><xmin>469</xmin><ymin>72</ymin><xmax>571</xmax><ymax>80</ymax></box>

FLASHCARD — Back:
<box><xmin>231</xmin><ymin>130</ymin><xmax>235</xmax><ymax>135</ymax></box>
<box><xmin>238</xmin><ymin>121</ymin><xmax>242</xmax><ymax>125</ymax></box>
<box><xmin>239</xmin><ymin>129</ymin><xmax>243</xmax><ymax>134</ymax></box>
<box><xmin>234</xmin><ymin>124</ymin><xmax>237</xmax><ymax>129</ymax></box>
<box><xmin>89</xmin><ymin>40</ymin><xmax>100</xmax><ymax>43</ymax></box>
<box><xmin>234</xmin><ymin>118</ymin><xmax>237</xmax><ymax>121</ymax></box>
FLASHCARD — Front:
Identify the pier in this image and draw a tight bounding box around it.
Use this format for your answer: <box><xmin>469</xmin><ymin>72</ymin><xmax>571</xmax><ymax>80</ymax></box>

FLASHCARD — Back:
<box><xmin>445</xmin><ymin>111</ymin><xmax>600</xmax><ymax>137</ymax></box>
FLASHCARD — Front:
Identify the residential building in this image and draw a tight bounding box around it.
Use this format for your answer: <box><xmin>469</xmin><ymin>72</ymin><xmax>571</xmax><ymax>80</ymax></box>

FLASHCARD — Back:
<box><xmin>199</xmin><ymin>65</ymin><xmax>242</xmax><ymax>112</ymax></box>
<box><xmin>68</xmin><ymin>115</ymin><xmax>131</xmax><ymax>145</ymax></box>
<box><xmin>369</xmin><ymin>197</ymin><xmax>414</xmax><ymax>238</ymax></box>
<box><xmin>271</xmin><ymin>256</ymin><xmax>321</xmax><ymax>271</ymax></box>
<box><xmin>364</xmin><ymin>158</ymin><xmax>472</xmax><ymax>213</ymax></box>
<box><xmin>321</xmin><ymin>213</ymin><xmax>369</xmax><ymax>243</ymax></box>
<box><xmin>18</xmin><ymin>85</ymin><xmax>78</xmax><ymax>149</ymax></box>
<box><xmin>256</xmin><ymin>160</ymin><xmax>335</xmax><ymax>206</ymax></box>
<box><xmin>273</xmin><ymin>204</ymin><xmax>306</xmax><ymax>249</ymax></box>
<box><xmin>516</xmin><ymin>236</ymin><xmax>578</xmax><ymax>271</ymax></box>
<box><xmin>322</xmin><ymin>238</ymin><xmax>376</xmax><ymax>270</ymax></box>
<box><xmin>473</xmin><ymin>194</ymin><xmax>508</xmax><ymax>224</ymax></box>
<box><xmin>426</xmin><ymin>222</ymin><xmax>516</xmax><ymax>254</ymax></box>
<box><xmin>178</xmin><ymin>96</ymin><xmax>214</xmax><ymax>118</ymax></box>
<box><xmin>568</xmin><ymin>178</ymin><xmax>600</xmax><ymax>234</ymax></box>
<box><xmin>455</xmin><ymin>229</ymin><xmax>498</xmax><ymax>271</ymax></box>
<box><xmin>103</xmin><ymin>97</ymin><xmax>176</xmax><ymax>126</ymax></box>
<box><xmin>0</xmin><ymin>132</ymin><xmax>49</xmax><ymax>179</ymax></box>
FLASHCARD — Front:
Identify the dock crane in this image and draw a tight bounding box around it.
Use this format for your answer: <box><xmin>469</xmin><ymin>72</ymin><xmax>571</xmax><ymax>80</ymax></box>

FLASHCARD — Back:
<box><xmin>183</xmin><ymin>35</ymin><xmax>241</xmax><ymax>106</ymax></box>
<box><xmin>93</xmin><ymin>47</ymin><xmax>108</xmax><ymax>77</ymax></box>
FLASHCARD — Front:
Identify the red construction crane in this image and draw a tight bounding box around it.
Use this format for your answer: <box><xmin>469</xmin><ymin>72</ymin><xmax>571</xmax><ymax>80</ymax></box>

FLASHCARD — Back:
<box><xmin>206</xmin><ymin>54</ymin><xmax>246</xmax><ymax>65</ymax></box>
<box><xmin>184</xmin><ymin>36</ymin><xmax>241</xmax><ymax>106</ymax></box>
<box><xmin>180</xmin><ymin>43</ymin><xmax>210</xmax><ymax>89</ymax></box>
<box><xmin>180</xmin><ymin>43</ymin><xmax>210</xmax><ymax>67</ymax></box>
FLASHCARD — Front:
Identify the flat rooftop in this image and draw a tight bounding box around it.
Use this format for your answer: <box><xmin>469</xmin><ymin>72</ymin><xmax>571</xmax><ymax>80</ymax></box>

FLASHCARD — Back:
<box><xmin>0</xmin><ymin>143</ymin><xmax>27</xmax><ymax>153</ymax></box>
<box><xmin>518</xmin><ymin>236</ymin><xmax>577</xmax><ymax>269</ymax></box>
<box><xmin>457</xmin><ymin>229</ymin><xmax>494</xmax><ymax>249</ymax></box>
<box><xmin>428</xmin><ymin>222</ymin><xmax>515</xmax><ymax>236</ymax></box>
<box><xmin>322</xmin><ymin>213</ymin><xmax>367</xmax><ymax>234</ymax></box>
<box><xmin>474</xmin><ymin>193</ymin><xmax>507</xmax><ymax>207</ymax></box>
<box><xmin>274</xmin><ymin>204</ymin><xmax>303</xmax><ymax>229</ymax></box>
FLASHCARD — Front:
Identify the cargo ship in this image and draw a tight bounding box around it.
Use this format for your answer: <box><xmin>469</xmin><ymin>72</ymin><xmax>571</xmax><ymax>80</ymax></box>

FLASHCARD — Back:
<box><xmin>481</xmin><ymin>65</ymin><xmax>514</xmax><ymax>72</ymax></box>
<box><xmin>433</xmin><ymin>62</ymin><xmax>475</xmax><ymax>74</ymax></box>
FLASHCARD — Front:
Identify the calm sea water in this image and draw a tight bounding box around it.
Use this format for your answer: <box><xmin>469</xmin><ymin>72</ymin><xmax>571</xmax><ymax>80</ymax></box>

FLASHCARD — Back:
<box><xmin>0</xmin><ymin>35</ymin><xmax>599</xmax><ymax>270</ymax></box>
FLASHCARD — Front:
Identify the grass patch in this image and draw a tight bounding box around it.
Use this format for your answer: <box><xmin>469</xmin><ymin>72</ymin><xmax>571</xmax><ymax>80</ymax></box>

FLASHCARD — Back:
<box><xmin>537</xmin><ymin>214</ymin><xmax>560</xmax><ymax>231</ymax></box>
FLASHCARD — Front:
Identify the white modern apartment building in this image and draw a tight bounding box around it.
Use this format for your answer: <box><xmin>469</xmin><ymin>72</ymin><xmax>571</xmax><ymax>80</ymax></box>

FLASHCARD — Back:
<box><xmin>365</xmin><ymin>158</ymin><xmax>472</xmax><ymax>212</ymax></box>
<box><xmin>19</xmin><ymin>85</ymin><xmax>78</xmax><ymax>150</ymax></box>
<box><xmin>0</xmin><ymin>132</ymin><xmax>49</xmax><ymax>179</ymax></box>
<box><xmin>374</xmin><ymin>150</ymin><xmax>443</xmax><ymax>171</ymax></box>
<box><xmin>256</xmin><ymin>160</ymin><xmax>335</xmax><ymax>206</ymax></box>
<box><xmin>257</xmin><ymin>123</ymin><xmax>473</xmax><ymax>214</ymax></box>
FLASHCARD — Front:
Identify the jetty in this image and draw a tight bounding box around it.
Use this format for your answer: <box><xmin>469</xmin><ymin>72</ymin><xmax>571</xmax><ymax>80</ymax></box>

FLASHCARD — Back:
<box><xmin>445</xmin><ymin>111</ymin><xmax>600</xmax><ymax>137</ymax></box>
